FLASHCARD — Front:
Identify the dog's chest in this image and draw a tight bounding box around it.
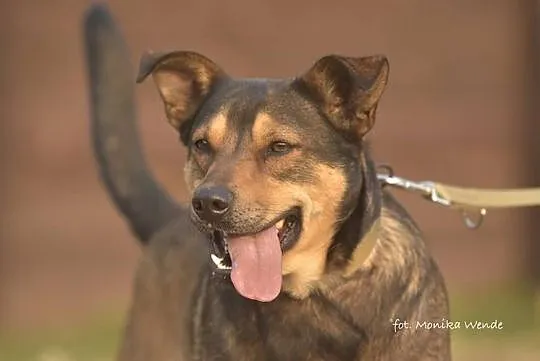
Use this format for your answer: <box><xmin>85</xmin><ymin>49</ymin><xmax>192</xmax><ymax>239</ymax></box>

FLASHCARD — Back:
<box><xmin>191</xmin><ymin>279</ymin><xmax>365</xmax><ymax>361</ymax></box>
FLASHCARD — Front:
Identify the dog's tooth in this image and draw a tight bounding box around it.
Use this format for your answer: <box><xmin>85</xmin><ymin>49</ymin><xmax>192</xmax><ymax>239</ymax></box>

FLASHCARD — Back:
<box><xmin>210</xmin><ymin>254</ymin><xmax>222</xmax><ymax>267</ymax></box>
<box><xmin>276</xmin><ymin>219</ymin><xmax>285</xmax><ymax>230</ymax></box>
<box><xmin>210</xmin><ymin>254</ymin><xmax>231</xmax><ymax>270</ymax></box>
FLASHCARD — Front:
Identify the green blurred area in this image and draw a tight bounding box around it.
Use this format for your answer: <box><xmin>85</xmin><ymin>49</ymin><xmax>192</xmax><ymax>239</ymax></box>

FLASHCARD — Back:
<box><xmin>1</xmin><ymin>286</ymin><xmax>539</xmax><ymax>361</ymax></box>
<box><xmin>0</xmin><ymin>310</ymin><xmax>124</xmax><ymax>361</ymax></box>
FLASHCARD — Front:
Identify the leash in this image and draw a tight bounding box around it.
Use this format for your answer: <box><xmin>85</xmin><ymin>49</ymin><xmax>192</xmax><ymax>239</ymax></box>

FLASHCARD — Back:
<box><xmin>376</xmin><ymin>165</ymin><xmax>540</xmax><ymax>230</ymax></box>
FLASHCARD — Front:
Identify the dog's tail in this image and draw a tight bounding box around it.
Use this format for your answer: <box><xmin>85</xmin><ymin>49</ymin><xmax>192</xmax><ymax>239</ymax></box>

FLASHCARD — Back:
<box><xmin>83</xmin><ymin>4</ymin><xmax>180</xmax><ymax>244</ymax></box>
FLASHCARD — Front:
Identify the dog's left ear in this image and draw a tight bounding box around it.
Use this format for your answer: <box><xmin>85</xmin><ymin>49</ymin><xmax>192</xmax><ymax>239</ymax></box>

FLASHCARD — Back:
<box><xmin>295</xmin><ymin>54</ymin><xmax>389</xmax><ymax>139</ymax></box>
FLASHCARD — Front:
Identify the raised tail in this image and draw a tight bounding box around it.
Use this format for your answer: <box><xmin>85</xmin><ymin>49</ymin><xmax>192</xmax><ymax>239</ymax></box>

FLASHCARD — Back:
<box><xmin>83</xmin><ymin>4</ymin><xmax>180</xmax><ymax>244</ymax></box>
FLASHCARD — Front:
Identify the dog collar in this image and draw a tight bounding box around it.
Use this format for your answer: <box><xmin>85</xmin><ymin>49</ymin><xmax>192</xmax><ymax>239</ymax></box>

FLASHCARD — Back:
<box><xmin>343</xmin><ymin>219</ymin><xmax>380</xmax><ymax>277</ymax></box>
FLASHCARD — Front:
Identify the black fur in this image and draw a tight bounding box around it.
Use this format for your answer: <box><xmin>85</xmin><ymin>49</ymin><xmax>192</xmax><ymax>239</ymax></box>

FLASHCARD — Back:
<box><xmin>84</xmin><ymin>5</ymin><xmax>180</xmax><ymax>243</ymax></box>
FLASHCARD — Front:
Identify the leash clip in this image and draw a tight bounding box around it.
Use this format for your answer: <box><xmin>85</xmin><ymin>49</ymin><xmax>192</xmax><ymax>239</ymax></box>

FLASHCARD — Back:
<box><xmin>377</xmin><ymin>166</ymin><xmax>487</xmax><ymax>230</ymax></box>
<box><xmin>418</xmin><ymin>181</ymin><xmax>487</xmax><ymax>229</ymax></box>
<box><xmin>377</xmin><ymin>170</ymin><xmax>451</xmax><ymax>207</ymax></box>
<box><xmin>417</xmin><ymin>181</ymin><xmax>453</xmax><ymax>207</ymax></box>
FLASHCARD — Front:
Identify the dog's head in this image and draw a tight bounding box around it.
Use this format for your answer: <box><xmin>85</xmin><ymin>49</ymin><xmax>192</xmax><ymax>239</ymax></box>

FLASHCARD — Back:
<box><xmin>137</xmin><ymin>51</ymin><xmax>389</xmax><ymax>301</ymax></box>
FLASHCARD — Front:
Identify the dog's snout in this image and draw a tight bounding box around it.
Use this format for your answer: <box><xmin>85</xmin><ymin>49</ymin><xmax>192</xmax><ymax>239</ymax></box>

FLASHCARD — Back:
<box><xmin>192</xmin><ymin>186</ymin><xmax>234</xmax><ymax>223</ymax></box>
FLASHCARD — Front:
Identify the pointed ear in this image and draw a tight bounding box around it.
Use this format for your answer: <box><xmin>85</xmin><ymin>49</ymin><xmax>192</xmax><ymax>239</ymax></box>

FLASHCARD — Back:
<box><xmin>295</xmin><ymin>54</ymin><xmax>389</xmax><ymax>139</ymax></box>
<box><xmin>136</xmin><ymin>50</ymin><xmax>226</xmax><ymax>144</ymax></box>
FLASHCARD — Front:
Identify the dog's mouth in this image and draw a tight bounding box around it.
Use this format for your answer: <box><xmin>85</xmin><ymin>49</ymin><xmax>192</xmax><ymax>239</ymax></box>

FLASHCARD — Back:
<box><xmin>208</xmin><ymin>207</ymin><xmax>302</xmax><ymax>302</ymax></box>
<box><xmin>210</xmin><ymin>208</ymin><xmax>302</xmax><ymax>270</ymax></box>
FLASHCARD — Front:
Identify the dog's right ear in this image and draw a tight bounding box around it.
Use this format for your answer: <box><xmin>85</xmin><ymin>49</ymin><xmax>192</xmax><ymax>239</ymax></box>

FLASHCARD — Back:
<box><xmin>294</xmin><ymin>54</ymin><xmax>389</xmax><ymax>141</ymax></box>
<box><xmin>136</xmin><ymin>51</ymin><xmax>226</xmax><ymax>144</ymax></box>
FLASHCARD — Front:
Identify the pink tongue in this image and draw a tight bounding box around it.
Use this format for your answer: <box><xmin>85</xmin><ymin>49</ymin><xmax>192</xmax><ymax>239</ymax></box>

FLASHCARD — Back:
<box><xmin>227</xmin><ymin>226</ymin><xmax>282</xmax><ymax>302</ymax></box>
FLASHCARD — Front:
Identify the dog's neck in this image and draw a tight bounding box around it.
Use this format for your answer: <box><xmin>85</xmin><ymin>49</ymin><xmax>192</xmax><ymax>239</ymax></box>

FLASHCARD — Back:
<box><xmin>326</xmin><ymin>145</ymin><xmax>382</xmax><ymax>272</ymax></box>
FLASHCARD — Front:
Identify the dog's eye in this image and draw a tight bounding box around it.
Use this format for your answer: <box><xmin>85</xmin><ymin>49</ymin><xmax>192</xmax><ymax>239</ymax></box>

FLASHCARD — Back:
<box><xmin>193</xmin><ymin>139</ymin><xmax>211</xmax><ymax>152</ymax></box>
<box><xmin>267</xmin><ymin>141</ymin><xmax>293</xmax><ymax>156</ymax></box>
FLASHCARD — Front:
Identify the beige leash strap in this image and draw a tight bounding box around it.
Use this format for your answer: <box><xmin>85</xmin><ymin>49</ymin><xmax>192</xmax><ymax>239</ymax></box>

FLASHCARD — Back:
<box><xmin>434</xmin><ymin>184</ymin><xmax>540</xmax><ymax>209</ymax></box>
<box><xmin>376</xmin><ymin>166</ymin><xmax>540</xmax><ymax>230</ymax></box>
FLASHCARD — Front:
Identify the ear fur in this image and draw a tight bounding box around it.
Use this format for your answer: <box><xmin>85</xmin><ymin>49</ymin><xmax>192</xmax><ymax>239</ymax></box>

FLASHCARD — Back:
<box><xmin>296</xmin><ymin>54</ymin><xmax>389</xmax><ymax>139</ymax></box>
<box><xmin>136</xmin><ymin>50</ymin><xmax>226</xmax><ymax>144</ymax></box>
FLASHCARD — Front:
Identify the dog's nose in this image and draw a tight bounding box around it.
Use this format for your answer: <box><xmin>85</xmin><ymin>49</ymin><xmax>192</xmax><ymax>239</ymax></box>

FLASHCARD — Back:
<box><xmin>191</xmin><ymin>186</ymin><xmax>234</xmax><ymax>223</ymax></box>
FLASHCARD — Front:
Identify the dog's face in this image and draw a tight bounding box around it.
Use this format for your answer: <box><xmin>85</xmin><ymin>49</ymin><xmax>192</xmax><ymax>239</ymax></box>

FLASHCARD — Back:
<box><xmin>137</xmin><ymin>52</ymin><xmax>389</xmax><ymax>301</ymax></box>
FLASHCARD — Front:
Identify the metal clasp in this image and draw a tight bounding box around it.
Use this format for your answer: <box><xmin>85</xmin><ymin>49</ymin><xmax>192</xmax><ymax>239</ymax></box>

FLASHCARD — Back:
<box><xmin>377</xmin><ymin>170</ymin><xmax>451</xmax><ymax>207</ymax></box>
<box><xmin>376</xmin><ymin>165</ymin><xmax>487</xmax><ymax>230</ymax></box>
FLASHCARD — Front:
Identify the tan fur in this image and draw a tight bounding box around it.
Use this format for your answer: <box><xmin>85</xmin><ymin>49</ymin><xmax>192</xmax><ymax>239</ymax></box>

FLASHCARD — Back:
<box><xmin>152</xmin><ymin>70</ymin><xmax>193</xmax><ymax>129</ymax></box>
<box><xmin>198</xmin><ymin>112</ymin><xmax>231</xmax><ymax>149</ymax></box>
<box><xmin>184</xmin><ymin>111</ymin><xmax>234</xmax><ymax>192</ymax></box>
<box><xmin>183</xmin><ymin>161</ymin><xmax>199</xmax><ymax>193</ymax></box>
<box><xmin>280</xmin><ymin>166</ymin><xmax>346</xmax><ymax>298</ymax></box>
<box><xmin>251</xmin><ymin>112</ymin><xmax>302</xmax><ymax>148</ymax></box>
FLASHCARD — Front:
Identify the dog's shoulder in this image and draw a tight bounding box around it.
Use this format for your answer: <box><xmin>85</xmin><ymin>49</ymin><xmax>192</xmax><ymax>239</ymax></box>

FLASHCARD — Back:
<box><xmin>118</xmin><ymin>215</ymin><xmax>209</xmax><ymax>361</ymax></box>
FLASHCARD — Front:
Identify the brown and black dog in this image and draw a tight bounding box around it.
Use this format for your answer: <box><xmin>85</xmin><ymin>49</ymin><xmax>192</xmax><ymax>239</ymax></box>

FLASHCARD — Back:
<box><xmin>84</xmin><ymin>4</ymin><xmax>451</xmax><ymax>361</ymax></box>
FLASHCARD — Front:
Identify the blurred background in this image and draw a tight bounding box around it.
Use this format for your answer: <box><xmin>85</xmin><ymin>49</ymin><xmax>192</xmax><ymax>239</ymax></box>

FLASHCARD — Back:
<box><xmin>1</xmin><ymin>0</ymin><xmax>540</xmax><ymax>360</ymax></box>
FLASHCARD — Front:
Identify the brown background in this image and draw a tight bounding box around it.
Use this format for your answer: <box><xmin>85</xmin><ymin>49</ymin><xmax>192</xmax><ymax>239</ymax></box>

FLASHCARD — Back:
<box><xmin>1</xmin><ymin>0</ymin><xmax>539</xmax><ymax>343</ymax></box>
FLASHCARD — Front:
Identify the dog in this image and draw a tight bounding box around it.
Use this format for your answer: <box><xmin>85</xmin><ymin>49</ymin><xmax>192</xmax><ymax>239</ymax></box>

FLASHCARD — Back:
<box><xmin>84</xmin><ymin>4</ymin><xmax>451</xmax><ymax>361</ymax></box>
